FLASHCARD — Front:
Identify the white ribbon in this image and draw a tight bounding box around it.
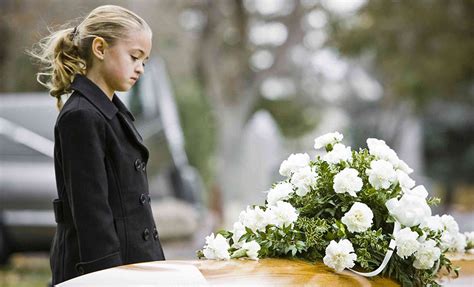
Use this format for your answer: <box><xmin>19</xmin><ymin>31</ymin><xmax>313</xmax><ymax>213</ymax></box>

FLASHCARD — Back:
<box><xmin>349</xmin><ymin>221</ymin><xmax>401</xmax><ymax>277</ymax></box>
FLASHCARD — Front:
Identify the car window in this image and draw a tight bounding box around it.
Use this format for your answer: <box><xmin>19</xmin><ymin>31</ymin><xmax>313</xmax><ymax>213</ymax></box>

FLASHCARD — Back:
<box><xmin>0</xmin><ymin>135</ymin><xmax>53</xmax><ymax>162</ymax></box>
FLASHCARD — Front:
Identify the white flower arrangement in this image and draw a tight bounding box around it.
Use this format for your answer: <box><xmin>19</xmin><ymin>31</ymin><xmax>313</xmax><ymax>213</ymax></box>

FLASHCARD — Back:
<box><xmin>198</xmin><ymin>132</ymin><xmax>469</xmax><ymax>286</ymax></box>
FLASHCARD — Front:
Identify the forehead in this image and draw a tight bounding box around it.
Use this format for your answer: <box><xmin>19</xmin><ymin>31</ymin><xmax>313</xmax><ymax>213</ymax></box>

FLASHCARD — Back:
<box><xmin>115</xmin><ymin>30</ymin><xmax>152</xmax><ymax>55</ymax></box>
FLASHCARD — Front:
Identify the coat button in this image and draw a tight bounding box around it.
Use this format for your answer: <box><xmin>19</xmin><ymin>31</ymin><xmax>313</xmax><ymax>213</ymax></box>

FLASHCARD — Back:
<box><xmin>139</xmin><ymin>194</ymin><xmax>147</xmax><ymax>205</ymax></box>
<box><xmin>148</xmin><ymin>194</ymin><xmax>151</xmax><ymax>203</ymax></box>
<box><xmin>143</xmin><ymin>228</ymin><xmax>150</xmax><ymax>241</ymax></box>
<box><xmin>141</xmin><ymin>162</ymin><xmax>146</xmax><ymax>171</ymax></box>
<box><xmin>153</xmin><ymin>227</ymin><xmax>159</xmax><ymax>240</ymax></box>
<box><xmin>134</xmin><ymin>159</ymin><xmax>142</xmax><ymax>171</ymax></box>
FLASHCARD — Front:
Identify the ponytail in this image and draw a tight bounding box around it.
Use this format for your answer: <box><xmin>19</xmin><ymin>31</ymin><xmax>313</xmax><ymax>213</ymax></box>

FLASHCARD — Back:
<box><xmin>28</xmin><ymin>25</ymin><xmax>87</xmax><ymax>110</ymax></box>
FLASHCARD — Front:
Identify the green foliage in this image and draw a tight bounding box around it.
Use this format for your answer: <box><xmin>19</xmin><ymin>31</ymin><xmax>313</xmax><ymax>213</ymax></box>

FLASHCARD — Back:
<box><xmin>295</xmin><ymin>217</ymin><xmax>332</xmax><ymax>261</ymax></box>
<box><xmin>351</xmin><ymin>229</ymin><xmax>388</xmax><ymax>269</ymax></box>
<box><xmin>173</xmin><ymin>78</ymin><xmax>216</xmax><ymax>191</ymax></box>
<box><xmin>328</xmin><ymin>0</ymin><xmax>473</xmax><ymax>106</ymax></box>
<box><xmin>253</xmin><ymin>98</ymin><xmax>320</xmax><ymax>138</ymax></box>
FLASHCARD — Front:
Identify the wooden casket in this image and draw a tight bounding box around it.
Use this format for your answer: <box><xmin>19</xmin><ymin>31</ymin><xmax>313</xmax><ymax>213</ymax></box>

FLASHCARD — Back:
<box><xmin>57</xmin><ymin>255</ymin><xmax>474</xmax><ymax>286</ymax></box>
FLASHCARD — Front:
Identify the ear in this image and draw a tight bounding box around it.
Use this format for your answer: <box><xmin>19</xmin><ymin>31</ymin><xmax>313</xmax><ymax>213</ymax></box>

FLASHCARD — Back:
<box><xmin>91</xmin><ymin>37</ymin><xmax>108</xmax><ymax>61</ymax></box>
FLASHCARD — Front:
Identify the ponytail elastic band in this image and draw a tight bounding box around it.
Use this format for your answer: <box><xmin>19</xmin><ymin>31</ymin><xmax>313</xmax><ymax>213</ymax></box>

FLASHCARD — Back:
<box><xmin>70</xmin><ymin>26</ymin><xmax>79</xmax><ymax>40</ymax></box>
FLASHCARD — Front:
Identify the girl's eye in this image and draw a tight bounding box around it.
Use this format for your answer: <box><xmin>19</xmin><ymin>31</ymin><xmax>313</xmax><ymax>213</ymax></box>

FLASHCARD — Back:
<box><xmin>142</xmin><ymin>62</ymin><xmax>146</xmax><ymax>67</ymax></box>
<box><xmin>131</xmin><ymin>55</ymin><xmax>138</xmax><ymax>61</ymax></box>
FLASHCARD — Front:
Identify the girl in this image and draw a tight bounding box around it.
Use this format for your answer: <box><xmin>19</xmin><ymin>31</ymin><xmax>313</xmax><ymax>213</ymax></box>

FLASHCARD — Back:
<box><xmin>28</xmin><ymin>5</ymin><xmax>165</xmax><ymax>285</ymax></box>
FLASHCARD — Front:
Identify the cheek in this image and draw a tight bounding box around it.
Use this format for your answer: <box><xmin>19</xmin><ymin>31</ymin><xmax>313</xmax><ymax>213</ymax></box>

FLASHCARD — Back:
<box><xmin>107</xmin><ymin>58</ymin><xmax>129</xmax><ymax>77</ymax></box>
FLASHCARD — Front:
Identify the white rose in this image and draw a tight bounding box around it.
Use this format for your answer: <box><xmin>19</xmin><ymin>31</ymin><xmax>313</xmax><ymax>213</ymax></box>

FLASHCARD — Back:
<box><xmin>465</xmin><ymin>231</ymin><xmax>474</xmax><ymax>248</ymax></box>
<box><xmin>238</xmin><ymin>206</ymin><xmax>271</xmax><ymax>233</ymax></box>
<box><xmin>413</xmin><ymin>239</ymin><xmax>441</xmax><ymax>270</ymax></box>
<box><xmin>314</xmin><ymin>132</ymin><xmax>344</xmax><ymax>150</ymax></box>
<box><xmin>291</xmin><ymin>166</ymin><xmax>318</xmax><ymax>197</ymax></box>
<box><xmin>453</xmin><ymin>233</ymin><xmax>467</xmax><ymax>253</ymax></box>
<box><xmin>404</xmin><ymin>185</ymin><xmax>428</xmax><ymax>199</ymax></box>
<box><xmin>333</xmin><ymin>168</ymin><xmax>363</xmax><ymax>197</ymax></box>
<box><xmin>385</xmin><ymin>190</ymin><xmax>431</xmax><ymax>227</ymax></box>
<box><xmin>267</xmin><ymin>201</ymin><xmax>298</xmax><ymax>228</ymax></box>
<box><xmin>420</xmin><ymin>215</ymin><xmax>443</xmax><ymax>232</ymax></box>
<box><xmin>267</xmin><ymin>182</ymin><xmax>294</xmax><ymax>206</ymax></box>
<box><xmin>279</xmin><ymin>153</ymin><xmax>311</xmax><ymax>177</ymax></box>
<box><xmin>366</xmin><ymin>138</ymin><xmax>399</xmax><ymax>165</ymax></box>
<box><xmin>203</xmin><ymin>233</ymin><xmax>230</xmax><ymax>260</ymax></box>
<box><xmin>231</xmin><ymin>221</ymin><xmax>247</xmax><ymax>248</ymax></box>
<box><xmin>241</xmin><ymin>241</ymin><xmax>261</xmax><ymax>260</ymax></box>
<box><xmin>323</xmin><ymin>143</ymin><xmax>352</xmax><ymax>164</ymax></box>
<box><xmin>441</xmin><ymin>231</ymin><xmax>467</xmax><ymax>253</ymax></box>
<box><xmin>396</xmin><ymin>170</ymin><xmax>415</xmax><ymax>192</ymax></box>
<box><xmin>366</xmin><ymin>159</ymin><xmax>397</xmax><ymax>190</ymax></box>
<box><xmin>441</xmin><ymin>214</ymin><xmax>459</xmax><ymax>234</ymax></box>
<box><xmin>394</xmin><ymin>227</ymin><xmax>420</xmax><ymax>259</ymax></box>
<box><xmin>395</xmin><ymin>159</ymin><xmax>414</xmax><ymax>174</ymax></box>
<box><xmin>341</xmin><ymin>202</ymin><xmax>373</xmax><ymax>233</ymax></box>
<box><xmin>323</xmin><ymin>239</ymin><xmax>357</xmax><ymax>273</ymax></box>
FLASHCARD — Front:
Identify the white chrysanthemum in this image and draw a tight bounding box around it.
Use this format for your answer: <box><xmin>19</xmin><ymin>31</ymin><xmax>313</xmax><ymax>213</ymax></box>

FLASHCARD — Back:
<box><xmin>267</xmin><ymin>201</ymin><xmax>298</xmax><ymax>228</ymax></box>
<box><xmin>366</xmin><ymin>159</ymin><xmax>397</xmax><ymax>190</ymax></box>
<box><xmin>203</xmin><ymin>233</ymin><xmax>230</xmax><ymax>260</ymax></box>
<box><xmin>279</xmin><ymin>153</ymin><xmax>311</xmax><ymax>177</ymax></box>
<box><xmin>441</xmin><ymin>214</ymin><xmax>459</xmax><ymax>234</ymax></box>
<box><xmin>420</xmin><ymin>215</ymin><xmax>443</xmax><ymax>232</ymax></box>
<box><xmin>396</xmin><ymin>170</ymin><xmax>415</xmax><ymax>192</ymax></box>
<box><xmin>333</xmin><ymin>168</ymin><xmax>363</xmax><ymax>197</ymax></box>
<box><xmin>314</xmin><ymin>132</ymin><xmax>344</xmax><ymax>150</ymax></box>
<box><xmin>291</xmin><ymin>166</ymin><xmax>318</xmax><ymax>197</ymax></box>
<box><xmin>395</xmin><ymin>227</ymin><xmax>420</xmax><ymax>259</ymax></box>
<box><xmin>231</xmin><ymin>221</ymin><xmax>246</xmax><ymax>248</ymax></box>
<box><xmin>238</xmin><ymin>206</ymin><xmax>271</xmax><ymax>233</ymax></box>
<box><xmin>413</xmin><ymin>239</ymin><xmax>441</xmax><ymax>270</ymax></box>
<box><xmin>341</xmin><ymin>202</ymin><xmax>373</xmax><ymax>233</ymax></box>
<box><xmin>385</xmin><ymin>187</ymin><xmax>432</xmax><ymax>227</ymax></box>
<box><xmin>267</xmin><ymin>182</ymin><xmax>294</xmax><ymax>206</ymax></box>
<box><xmin>323</xmin><ymin>239</ymin><xmax>357</xmax><ymax>273</ymax></box>
<box><xmin>322</xmin><ymin>143</ymin><xmax>352</xmax><ymax>164</ymax></box>
<box><xmin>366</xmin><ymin>138</ymin><xmax>399</xmax><ymax>165</ymax></box>
<box><xmin>241</xmin><ymin>241</ymin><xmax>261</xmax><ymax>260</ymax></box>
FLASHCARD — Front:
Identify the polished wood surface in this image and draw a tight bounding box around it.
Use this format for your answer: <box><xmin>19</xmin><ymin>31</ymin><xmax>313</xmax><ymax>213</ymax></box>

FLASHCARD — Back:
<box><xmin>58</xmin><ymin>255</ymin><xmax>474</xmax><ymax>286</ymax></box>
<box><xmin>187</xmin><ymin>258</ymin><xmax>399</xmax><ymax>286</ymax></box>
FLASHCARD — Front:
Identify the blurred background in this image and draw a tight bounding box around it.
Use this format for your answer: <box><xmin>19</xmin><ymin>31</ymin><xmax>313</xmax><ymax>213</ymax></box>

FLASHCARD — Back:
<box><xmin>0</xmin><ymin>0</ymin><xmax>473</xmax><ymax>286</ymax></box>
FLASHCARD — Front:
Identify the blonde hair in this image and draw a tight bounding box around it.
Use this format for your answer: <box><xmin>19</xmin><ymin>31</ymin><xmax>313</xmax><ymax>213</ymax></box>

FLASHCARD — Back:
<box><xmin>28</xmin><ymin>5</ymin><xmax>151</xmax><ymax>110</ymax></box>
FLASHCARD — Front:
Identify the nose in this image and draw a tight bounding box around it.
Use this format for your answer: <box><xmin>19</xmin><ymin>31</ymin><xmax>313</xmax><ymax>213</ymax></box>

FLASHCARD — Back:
<box><xmin>135</xmin><ymin>63</ymin><xmax>145</xmax><ymax>75</ymax></box>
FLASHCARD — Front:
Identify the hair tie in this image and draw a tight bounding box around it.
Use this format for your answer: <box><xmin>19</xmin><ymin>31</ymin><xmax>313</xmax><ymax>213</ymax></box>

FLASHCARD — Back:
<box><xmin>70</xmin><ymin>26</ymin><xmax>79</xmax><ymax>40</ymax></box>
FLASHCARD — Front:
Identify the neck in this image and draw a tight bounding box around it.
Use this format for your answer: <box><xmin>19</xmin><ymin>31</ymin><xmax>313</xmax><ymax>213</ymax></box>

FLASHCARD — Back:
<box><xmin>85</xmin><ymin>71</ymin><xmax>114</xmax><ymax>101</ymax></box>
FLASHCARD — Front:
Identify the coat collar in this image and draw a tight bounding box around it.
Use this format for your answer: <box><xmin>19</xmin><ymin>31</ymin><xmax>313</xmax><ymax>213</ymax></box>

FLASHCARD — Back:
<box><xmin>70</xmin><ymin>74</ymin><xmax>136</xmax><ymax>121</ymax></box>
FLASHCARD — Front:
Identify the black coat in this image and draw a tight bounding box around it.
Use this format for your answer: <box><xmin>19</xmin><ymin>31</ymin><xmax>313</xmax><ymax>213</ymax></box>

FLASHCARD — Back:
<box><xmin>50</xmin><ymin>74</ymin><xmax>165</xmax><ymax>285</ymax></box>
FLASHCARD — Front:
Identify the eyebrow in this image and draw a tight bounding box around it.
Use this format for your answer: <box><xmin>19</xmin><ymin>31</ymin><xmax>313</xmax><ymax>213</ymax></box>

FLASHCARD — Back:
<box><xmin>132</xmin><ymin>49</ymin><xmax>149</xmax><ymax>60</ymax></box>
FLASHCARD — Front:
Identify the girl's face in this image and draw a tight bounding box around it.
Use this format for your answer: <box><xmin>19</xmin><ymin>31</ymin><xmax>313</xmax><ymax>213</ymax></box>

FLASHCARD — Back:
<box><xmin>100</xmin><ymin>29</ymin><xmax>152</xmax><ymax>93</ymax></box>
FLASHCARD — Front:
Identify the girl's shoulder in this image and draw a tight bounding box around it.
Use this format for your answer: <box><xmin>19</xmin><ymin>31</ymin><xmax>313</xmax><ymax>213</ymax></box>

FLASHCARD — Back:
<box><xmin>56</xmin><ymin>91</ymin><xmax>104</xmax><ymax>129</ymax></box>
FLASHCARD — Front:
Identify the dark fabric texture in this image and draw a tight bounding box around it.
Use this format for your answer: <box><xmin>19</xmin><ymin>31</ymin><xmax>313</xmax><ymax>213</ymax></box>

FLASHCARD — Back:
<box><xmin>50</xmin><ymin>74</ymin><xmax>165</xmax><ymax>285</ymax></box>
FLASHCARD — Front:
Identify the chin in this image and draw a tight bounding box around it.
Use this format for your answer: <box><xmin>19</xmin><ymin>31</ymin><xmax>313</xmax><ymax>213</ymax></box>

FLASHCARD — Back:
<box><xmin>116</xmin><ymin>84</ymin><xmax>133</xmax><ymax>92</ymax></box>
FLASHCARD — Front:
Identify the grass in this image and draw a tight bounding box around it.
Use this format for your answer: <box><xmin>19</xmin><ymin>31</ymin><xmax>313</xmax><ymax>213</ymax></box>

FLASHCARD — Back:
<box><xmin>0</xmin><ymin>253</ymin><xmax>51</xmax><ymax>287</ymax></box>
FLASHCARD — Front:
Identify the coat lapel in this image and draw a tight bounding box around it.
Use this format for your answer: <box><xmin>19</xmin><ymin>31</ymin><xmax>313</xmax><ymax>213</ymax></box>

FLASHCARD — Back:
<box><xmin>116</xmin><ymin>112</ymin><xmax>149</xmax><ymax>161</ymax></box>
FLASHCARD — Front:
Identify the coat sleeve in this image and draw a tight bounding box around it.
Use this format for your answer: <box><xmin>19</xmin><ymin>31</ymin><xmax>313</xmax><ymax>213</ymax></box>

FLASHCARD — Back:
<box><xmin>58</xmin><ymin>108</ymin><xmax>122</xmax><ymax>274</ymax></box>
